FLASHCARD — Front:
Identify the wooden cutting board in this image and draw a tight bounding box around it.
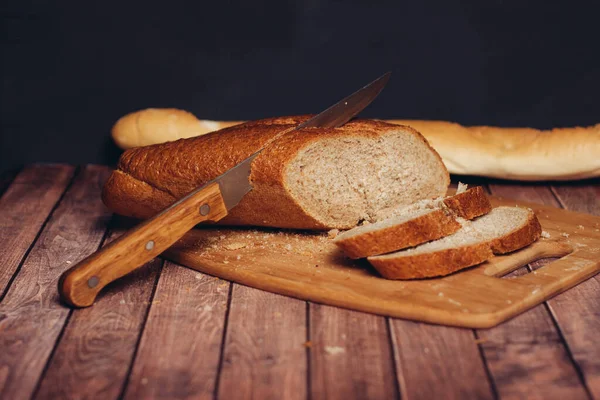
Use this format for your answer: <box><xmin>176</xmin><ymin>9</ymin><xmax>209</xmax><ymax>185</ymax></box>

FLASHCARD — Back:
<box><xmin>163</xmin><ymin>196</ymin><xmax>600</xmax><ymax>328</ymax></box>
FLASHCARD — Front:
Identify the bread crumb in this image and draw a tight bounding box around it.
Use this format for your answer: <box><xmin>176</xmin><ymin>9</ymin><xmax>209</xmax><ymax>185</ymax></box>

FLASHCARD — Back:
<box><xmin>66</xmin><ymin>260</ymin><xmax>72</xmax><ymax>264</ymax></box>
<box><xmin>223</xmin><ymin>260</ymin><xmax>229</xmax><ymax>264</ymax></box>
<box><xmin>203</xmin><ymin>305</ymin><xmax>213</xmax><ymax>312</ymax></box>
<box><xmin>577</xmin><ymin>225</ymin><xmax>585</xmax><ymax>230</ymax></box>
<box><xmin>423</xmin><ymin>347</ymin><xmax>430</xmax><ymax>354</ymax></box>
<box><xmin>225</xmin><ymin>242</ymin><xmax>246</xmax><ymax>250</ymax></box>
<box><xmin>456</xmin><ymin>182</ymin><xmax>468</xmax><ymax>194</ymax></box>
<box><xmin>327</xmin><ymin>229</ymin><xmax>340</xmax><ymax>239</ymax></box>
<box><xmin>561</xmin><ymin>232</ymin><xmax>570</xmax><ymax>238</ymax></box>
<box><xmin>195</xmin><ymin>274</ymin><xmax>203</xmax><ymax>280</ymax></box>
<box><xmin>541</xmin><ymin>231</ymin><xmax>551</xmax><ymax>239</ymax></box>
<box><xmin>119</xmin><ymin>299</ymin><xmax>125</xmax><ymax>305</ymax></box>
<box><xmin>236</xmin><ymin>255</ymin><xmax>241</xmax><ymax>260</ymax></box>
<box><xmin>531</xmin><ymin>287</ymin><xmax>541</xmax><ymax>295</ymax></box>
<box><xmin>324</xmin><ymin>346</ymin><xmax>345</xmax><ymax>355</ymax></box>
<box><xmin>506</xmin><ymin>299</ymin><xmax>512</xmax><ymax>304</ymax></box>
<box><xmin>438</xmin><ymin>292</ymin><xmax>444</xmax><ymax>297</ymax></box>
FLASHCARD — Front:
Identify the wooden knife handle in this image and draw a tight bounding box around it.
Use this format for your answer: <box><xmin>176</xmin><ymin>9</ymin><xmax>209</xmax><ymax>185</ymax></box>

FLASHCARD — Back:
<box><xmin>58</xmin><ymin>182</ymin><xmax>227</xmax><ymax>308</ymax></box>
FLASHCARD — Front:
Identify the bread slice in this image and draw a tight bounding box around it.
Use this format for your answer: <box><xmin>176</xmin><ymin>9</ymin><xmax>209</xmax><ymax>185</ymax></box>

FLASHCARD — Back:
<box><xmin>333</xmin><ymin>186</ymin><xmax>491</xmax><ymax>258</ymax></box>
<box><xmin>102</xmin><ymin>116</ymin><xmax>450</xmax><ymax>230</ymax></box>
<box><xmin>367</xmin><ymin>206</ymin><xmax>542</xmax><ymax>279</ymax></box>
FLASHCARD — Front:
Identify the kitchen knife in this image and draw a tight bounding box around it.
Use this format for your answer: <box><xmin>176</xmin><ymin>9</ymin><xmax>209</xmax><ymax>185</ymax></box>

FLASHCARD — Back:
<box><xmin>58</xmin><ymin>71</ymin><xmax>391</xmax><ymax>307</ymax></box>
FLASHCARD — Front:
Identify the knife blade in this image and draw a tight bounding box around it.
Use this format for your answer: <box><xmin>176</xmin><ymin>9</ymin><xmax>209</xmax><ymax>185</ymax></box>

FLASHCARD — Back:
<box><xmin>58</xmin><ymin>72</ymin><xmax>391</xmax><ymax>307</ymax></box>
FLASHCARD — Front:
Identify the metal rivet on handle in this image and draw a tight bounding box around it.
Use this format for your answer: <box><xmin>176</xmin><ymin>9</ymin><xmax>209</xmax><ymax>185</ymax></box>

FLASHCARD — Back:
<box><xmin>88</xmin><ymin>276</ymin><xmax>99</xmax><ymax>288</ymax></box>
<box><xmin>200</xmin><ymin>204</ymin><xmax>211</xmax><ymax>216</ymax></box>
<box><xmin>145</xmin><ymin>240</ymin><xmax>155</xmax><ymax>251</ymax></box>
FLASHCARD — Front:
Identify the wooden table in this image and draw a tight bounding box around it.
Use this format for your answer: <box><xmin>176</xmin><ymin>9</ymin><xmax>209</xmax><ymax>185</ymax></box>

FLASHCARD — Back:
<box><xmin>1</xmin><ymin>164</ymin><xmax>599</xmax><ymax>400</ymax></box>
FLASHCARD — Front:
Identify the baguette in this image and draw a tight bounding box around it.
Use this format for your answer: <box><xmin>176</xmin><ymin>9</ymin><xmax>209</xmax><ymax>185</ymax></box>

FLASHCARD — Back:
<box><xmin>111</xmin><ymin>108</ymin><xmax>600</xmax><ymax>181</ymax></box>
<box><xmin>102</xmin><ymin>116</ymin><xmax>450</xmax><ymax>230</ymax></box>
<box><xmin>333</xmin><ymin>186</ymin><xmax>492</xmax><ymax>259</ymax></box>
<box><xmin>367</xmin><ymin>206</ymin><xmax>542</xmax><ymax>280</ymax></box>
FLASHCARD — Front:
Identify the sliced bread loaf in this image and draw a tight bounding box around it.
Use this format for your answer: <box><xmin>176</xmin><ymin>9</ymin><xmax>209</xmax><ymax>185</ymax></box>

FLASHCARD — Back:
<box><xmin>102</xmin><ymin>116</ymin><xmax>450</xmax><ymax>230</ymax></box>
<box><xmin>367</xmin><ymin>206</ymin><xmax>542</xmax><ymax>279</ymax></box>
<box><xmin>333</xmin><ymin>186</ymin><xmax>492</xmax><ymax>258</ymax></box>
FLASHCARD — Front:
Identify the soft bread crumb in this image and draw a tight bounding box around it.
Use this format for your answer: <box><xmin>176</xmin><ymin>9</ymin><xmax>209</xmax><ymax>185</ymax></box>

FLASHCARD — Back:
<box><xmin>456</xmin><ymin>182</ymin><xmax>468</xmax><ymax>194</ymax></box>
<box><xmin>324</xmin><ymin>346</ymin><xmax>345</xmax><ymax>355</ymax></box>
<box><xmin>577</xmin><ymin>225</ymin><xmax>585</xmax><ymax>230</ymax></box>
<box><xmin>328</xmin><ymin>229</ymin><xmax>340</xmax><ymax>239</ymax></box>
<box><xmin>561</xmin><ymin>232</ymin><xmax>570</xmax><ymax>238</ymax></box>
<box><xmin>541</xmin><ymin>231</ymin><xmax>551</xmax><ymax>239</ymax></box>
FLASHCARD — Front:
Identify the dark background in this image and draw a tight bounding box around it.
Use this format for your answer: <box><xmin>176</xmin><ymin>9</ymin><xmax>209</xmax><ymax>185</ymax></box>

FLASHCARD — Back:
<box><xmin>2</xmin><ymin>0</ymin><xmax>599</xmax><ymax>173</ymax></box>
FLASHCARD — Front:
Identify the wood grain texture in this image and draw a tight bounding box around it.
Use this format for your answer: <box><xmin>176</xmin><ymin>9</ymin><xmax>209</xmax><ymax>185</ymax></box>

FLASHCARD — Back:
<box><xmin>0</xmin><ymin>164</ymin><xmax>74</xmax><ymax>295</ymax></box>
<box><xmin>550</xmin><ymin>182</ymin><xmax>600</xmax><ymax>398</ymax></box>
<box><xmin>390</xmin><ymin>320</ymin><xmax>493</xmax><ymax>400</ymax></box>
<box><xmin>309</xmin><ymin>305</ymin><xmax>398</xmax><ymax>400</ymax></box>
<box><xmin>34</xmin><ymin>221</ymin><xmax>162</xmax><ymax>400</ymax></box>
<box><xmin>0</xmin><ymin>165</ymin><xmax>112</xmax><ymax>400</ymax></box>
<box><xmin>123</xmin><ymin>262</ymin><xmax>229</xmax><ymax>400</ymax></box>
<box><xmin>164</xmin><ymin>195</ymin><xmax>600</xmax><ymax>328</ymax></box>
<box><xmin>476</xmin><ymin>266</ymin><xmax>588</xmax><ymax>399</ymax></box>
<box><xmin>59</xmin><ymin>181</ymin><xmax>227</xmax><ymax>307</ymax></box>
<box><xmin>216</xmin><ymin>285</ymin><xmax>307</xmax><ymax>400</ymax></box>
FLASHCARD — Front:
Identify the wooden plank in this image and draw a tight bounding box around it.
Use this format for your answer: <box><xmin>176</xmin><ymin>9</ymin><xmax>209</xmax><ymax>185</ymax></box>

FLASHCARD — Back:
<box><xmin>310</xmin><ymin>305</ymin><xmax>398</xmax><ymax>400</ymax></box>
<box><xmin>550</xmin><ymin>182</ymin><xmax>600</xmax><ymax>398</ymax></box>
<box><xmin>123</xmin><ymin>263</ymin><xmax>229</xmax><ymax>400</ymax></box>
<box><xmin>34</xmin><ymin>218</ymin><xmax>162</xmax><ymax>400</ymax></box>
<box><xmin>0</xmin><ymin>165</ymin><xmax>112</xmax><ymax>400</ymax></box>
<box><xmin>216</xmin><ymin>285</ymin><xmax>307</xmax><ymax>400</ymax></box>
<box><xmin>0</xmin><ymin>164</ymin><xmax>75</xmax><ymax>295</ymax></box>
<box><xmin>390</xmin><ymin>320</ymin><xmax>493</xmax><ymax>399</ymax></box>
<box><xmin>483</xmin><ymin>183</ymin><xmax>591</xmax><ymax>398</ymax></box>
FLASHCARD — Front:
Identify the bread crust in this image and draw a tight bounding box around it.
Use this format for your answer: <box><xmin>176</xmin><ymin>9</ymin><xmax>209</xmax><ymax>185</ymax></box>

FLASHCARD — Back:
<box><xmin>489</xmin><ymin>208</ymin><xmax>542</xmax><ymax>253</ymax></box>
<box><xmin>110</xmin><ymin>108</ymin><xmax>600</xmax><ymax>181</ymax></box>
<box><xmin>368</xmin><ymin>243</ymin><xmax>493</xmax><ymax>280</ymax></box>
<box><xmin>367</xmin><ymin>207</ymin><xmax>542</xmax><ymax>279</ymax></box>
<box><xmin>333</xmin><ymin>187</ymin><xmax>492</xmax><ymax>259</ymax></box>
<box><xmin>334</xmin><ymin>209</ymin><xmax>461</xmax><ymax>259</ymax></box>
<box><xmin>442</xmin><ymin>186</ymin><xmax>492</xmax><ymax>219</ymax></box>
<box><xmin>103</xmin><ymin>116</ymin><xmax>449</xmax><ymax>230</ymax></box>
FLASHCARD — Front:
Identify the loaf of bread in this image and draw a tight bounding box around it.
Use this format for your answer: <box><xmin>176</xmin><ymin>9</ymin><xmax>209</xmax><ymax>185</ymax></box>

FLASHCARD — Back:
<box><xmin>111</xmin><ymin>108</ymin><xmax>600</xmax><ymax>181</ymax></box>
<box><xmin>333</xmin><ymin>186</ymin><xmax>492</xmax><ymax>258</ymax></box>
<box><xmin>102</xmin><ymin>116</ymin><xmax>450</xmax><ymax>230</ymax></box>
<box><xmin>368</xmin><ymin>206</ymin><xmax>542</xmax><ymax>279</ymax></box>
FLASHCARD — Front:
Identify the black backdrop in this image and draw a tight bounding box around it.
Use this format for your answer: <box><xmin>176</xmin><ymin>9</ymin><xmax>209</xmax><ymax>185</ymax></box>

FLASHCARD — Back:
<box><xmin>2</xmin><ymin>0</ymin><xmax>599</xmax><ymax>172</ymax></box>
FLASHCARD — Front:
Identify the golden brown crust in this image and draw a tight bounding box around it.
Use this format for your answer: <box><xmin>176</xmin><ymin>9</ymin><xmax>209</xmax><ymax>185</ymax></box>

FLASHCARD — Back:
<box><xmin>103</xmin><ymin>116</ymin><xmax>449</xmax><ymax>230</ymax></box>
<box><xmin>333</xmin><ymin>187</ymin><xmax>491</xmax><ymax>259</ymax></box>
<box><xmin>442</xmin><ymin>186</ymin><xmax>492</xmax><ymax>219</ymax></box>
<box><xmin>489</xmin><ymin>208</ymin><xmax>542</xmax><ymax>254</ymax></box>
<box><xmin>335</xmin><ymin>210</ymin><xmax>461</xmax><ymax>259</ymax></box>
<box><xmin>368</xmin><ymin>243</ymin><xmax>493</xmax><ymax>280</ymax></box>
<box><xmin>367</xmin><ymin>207</ymin><xmax>542</xmax><ymax>279</ymax></box>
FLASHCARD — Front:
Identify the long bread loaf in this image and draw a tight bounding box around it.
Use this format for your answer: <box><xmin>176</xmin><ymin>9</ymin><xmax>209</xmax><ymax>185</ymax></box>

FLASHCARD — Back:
<box><xmin>103</xmin><ymin>116</ymin><xmax>449</xmax><ymax>230</ymax></box>
<box><xmin>111</xmin><ymin>108</ymin><xmax>600</xmax><ymax>181</ymax></box>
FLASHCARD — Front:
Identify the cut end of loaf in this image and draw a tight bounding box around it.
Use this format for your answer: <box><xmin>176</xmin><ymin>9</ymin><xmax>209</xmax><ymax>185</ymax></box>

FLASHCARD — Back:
<box><xmin>284</xmin><ymin>127</ymin><xmax>449</xmax><ymax>229</ymax></box>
